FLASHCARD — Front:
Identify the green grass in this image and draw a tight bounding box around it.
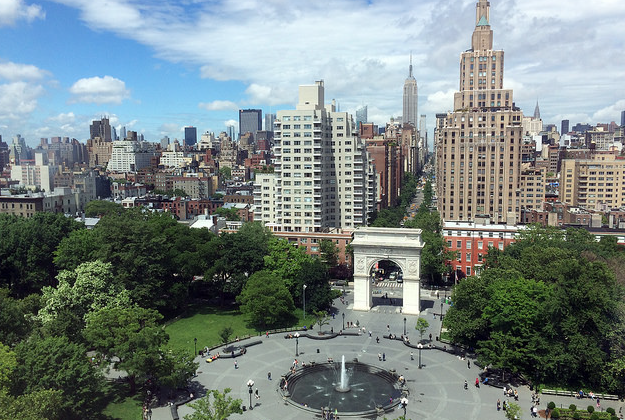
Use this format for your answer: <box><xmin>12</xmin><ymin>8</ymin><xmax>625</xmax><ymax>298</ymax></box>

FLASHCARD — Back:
<box><xmin>164</xmin><ymin>303</ymin><xmax>310</xmax><ymax>354</ymax></box>
<box><xmin>102</xmin><ymin>382</ymin><xmax>143</xmax><ymax>420</ymax></box>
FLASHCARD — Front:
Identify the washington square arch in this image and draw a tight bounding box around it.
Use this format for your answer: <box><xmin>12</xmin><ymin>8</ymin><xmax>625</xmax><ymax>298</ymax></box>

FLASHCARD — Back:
<box><xmin>351</xmin><ymin>227</ymin><xmax>425</xmax><ymax>315</ymax></box>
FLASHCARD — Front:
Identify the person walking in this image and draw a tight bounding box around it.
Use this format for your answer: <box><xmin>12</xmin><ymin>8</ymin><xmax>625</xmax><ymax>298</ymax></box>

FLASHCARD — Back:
<box><xmin>255</xmin><ymin>388</ymin><xmax>260</xmax><ymax>400</ymax></box>
<box><xmin>234</xmin><ymin>360</ymin><xmax>238</xmax><ymax>369</ymax></box>
<box><xmin>410</xmin><ymin>352</ymin><xmax>414</xmax><ymax>360</ymax></box>
<box><xmin>267</xmin><ymin>371</ymin><xmax>271</xmax><ymax>380</ymax></box>
<box><xmin>467</xmin><ymin>359</ymin><xmax>471</xmax><ymax>369</ymax></box>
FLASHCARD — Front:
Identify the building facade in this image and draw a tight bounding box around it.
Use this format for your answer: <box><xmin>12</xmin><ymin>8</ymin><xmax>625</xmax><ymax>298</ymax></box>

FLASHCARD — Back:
<box><xmin>435</xmin><ymin>0</ymin><xmax>524</xmax><ymax>224</ymax></box>
<box><xmin>239</xmin><ymin>109</ymin><xmax>262</xmax><ymax>139</ymax></box>
<box><xmin>402</xmin><ymin>56</ymin><xmax>418</xmax><ymax>127</ymax></box>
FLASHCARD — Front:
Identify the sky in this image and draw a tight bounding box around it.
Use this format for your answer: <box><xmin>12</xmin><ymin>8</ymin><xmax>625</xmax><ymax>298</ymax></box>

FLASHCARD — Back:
<box><xmin>0</xmin><ymin>0</ymin><xmax>624</xmax><ymax>148</ymax></box>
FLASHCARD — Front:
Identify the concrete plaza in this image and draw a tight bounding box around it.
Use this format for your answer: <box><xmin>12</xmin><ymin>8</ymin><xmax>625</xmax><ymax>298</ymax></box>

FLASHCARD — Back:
<box><xmin>152</xmin><ymin>285</ymin><xmax>624</xmax><ymax>420</ymax></box>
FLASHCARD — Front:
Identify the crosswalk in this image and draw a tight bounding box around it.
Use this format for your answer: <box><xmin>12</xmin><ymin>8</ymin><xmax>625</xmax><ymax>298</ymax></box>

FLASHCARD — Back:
<box><xmin>375</xmin><ymin>282</ymin><xmax>403</xmax><ymax>288</ymax></box>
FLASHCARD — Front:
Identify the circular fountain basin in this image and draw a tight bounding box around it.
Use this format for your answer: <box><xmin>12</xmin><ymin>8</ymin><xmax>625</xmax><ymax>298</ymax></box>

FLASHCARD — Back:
<box><xmin>285</xmin><ymin>362</ymin><xmax>402</xmax><ymax>416</ymax></box>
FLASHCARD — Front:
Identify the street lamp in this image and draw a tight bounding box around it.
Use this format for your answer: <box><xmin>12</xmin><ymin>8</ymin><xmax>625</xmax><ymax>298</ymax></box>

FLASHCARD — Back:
<box><xmin>400</xmin><ymin>397</ymin><xmax>408</xmax><ymax>417</ymax></box>
<box><xmin>417</xmin><ymin>343</ymin><xmax>423</xmax><ymax>369</ymax></box>
<box><xmin>440</xmin><ymin>301</ymin><xmax>444</xmax><ymax>321</ymax></box>
<box><xmin>247</xmin><ymin>379</ymin><xmax>254</xmax><ymax>410</ymax></box>
<box><xmin>342</xmin><ymin>312</ymin><xmax>345</xmax><ymax>330</ymax></box>
<box><xmin>303</xmin><ymin>284</ymin><xmax>307</xmax><ymax>320</ymax></box>
<box><xmin>295</xmin><ymin>332</ymin><xmax>300</xmax><ymax>356</ymax></box>
<box><xmin>403</xmin><ymin>317</ymin><xmax>407</xmax><ymax>336</ymax></box>
<box><xmin>194</xmin><ymin>337</ymin><xmax>197</xmax><ymax>357</ymax></box>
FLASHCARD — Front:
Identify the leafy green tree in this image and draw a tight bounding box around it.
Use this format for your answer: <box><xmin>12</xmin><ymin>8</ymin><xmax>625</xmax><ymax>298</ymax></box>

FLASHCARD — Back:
<box><xmin>84</xmin><ymin>200</ymin><xmax>124</xmax><ymax>217</ymax></box>
<box><xmin>415</xmin><ymin>318</ymin><xmax>429</xmax><ymax>343</ymax></box>
<box><xmin>0</xmin><ymin>389</ymin><xmax>63</xmax><ymax>420</ymax></box>
<box><xmin>38</xmin><ymin>260</ymin><xmax>131</xmax><ymax>332</ymax></box>
<box><xmin>219</xmin><ymin>166</ymin><xmax>232</xmax><ymax>180</ymax></box>
<box><xmin>0</xmin><ymin>342</ymin><xmax>16</xmax><ymax>392</ymax></box>
<box><xmin>213</xmin><ymin>207</ymin><xmax>240</xmax><ymax>221</ymax></box>
<box><xmin>0</xmin><ymin>213</ymin><xmax>81</xmax><ymax>297</ymax></box>
<box><xmin>319</xmin><ymin>239</ymin><xmax>339</xmax><ymax>268</ymax></box>
<box><xmin>12</xmin><ymin>335</ymin><xmax>105</xmax><ymax>420</ymax></box>
<box><xmin>293</xmin><ymin>259</ymin><xmax>334</xmax><ymax>312</ymax></box>
<box><xmin>264</xmin><ymin>237</ymin><xmax>314</xmax><ymax>289</ymax></box>
<box><xmin>0</xmin><ymin>290</ymin><xmax>34</xmax><ymax>346</ymax></box>
<box><xmin>184</xmin><ymin>388</ymin><xmax>243</xmax><ymax>420</ymax></box>
<box><xmin>237</xmin><ymin>270</ymin><xmax>295</xmax><ymax>328</ymax></box>
<box><xmin>504</xmin><ymin>402</ymin><xmax>522</xmax><ymax>420</ymax></box>
<box><xmin>158</xmin><ymin>350</ymin><xmax>199</xmax><ymax>390</ymax></box>
<box><xmin>314</xmin><ymin>310</ymin><xmax>330</xmax><ymax>332</ymax></box>
<box><xmin>218</xmin><ymin>326</ymin><xmax>234</xmax><ymax>345</ymax></box>
<box><xmin>84</xmin><ymin>305</ymin><xmax>169</xmax><ymax>394</ymax></box>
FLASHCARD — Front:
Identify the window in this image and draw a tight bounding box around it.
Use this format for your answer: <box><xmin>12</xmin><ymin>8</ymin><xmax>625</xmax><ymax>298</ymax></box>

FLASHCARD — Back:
<box><xmin>466</xmin><ymin>253</ymin><xmax>471</xmax><ymax>262</ymax></box>
<box><xmin>478</xmin><ymin>241</ymin><xmax>483</xmax><ymax>249</ymax></box>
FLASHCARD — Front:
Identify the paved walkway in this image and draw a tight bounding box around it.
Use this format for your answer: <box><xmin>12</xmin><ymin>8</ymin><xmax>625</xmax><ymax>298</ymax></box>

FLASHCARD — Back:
<box><xmin>151</xmin><ymin>288</ymin><xmax>624</xmax><ymax>420</ymax></box>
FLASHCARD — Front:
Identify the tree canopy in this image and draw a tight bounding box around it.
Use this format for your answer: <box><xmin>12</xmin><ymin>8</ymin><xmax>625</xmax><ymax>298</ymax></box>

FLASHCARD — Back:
<box><xmin>237</xmin><ymin>270</ymin><xmax>296</xmax><ymax>328</ymax></box>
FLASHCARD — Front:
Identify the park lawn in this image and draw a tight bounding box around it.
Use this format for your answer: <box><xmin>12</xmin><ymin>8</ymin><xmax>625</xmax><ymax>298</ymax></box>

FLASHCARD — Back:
<box><xmin>102</xmin><ymin>382</ymin><xmax>143</xmax><ymax>420</ymax></box>
<box><xmin>165</xmin><ymin>303</ymin><xmax>310</xmax><ymax>354</ymax></box>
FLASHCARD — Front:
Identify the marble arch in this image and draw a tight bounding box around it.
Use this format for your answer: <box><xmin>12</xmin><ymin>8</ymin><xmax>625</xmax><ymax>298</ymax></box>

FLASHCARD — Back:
<box><xmin>351</xmin><ymin>227</ymin><xmax>425</xmax><ymax>315</ymax></box>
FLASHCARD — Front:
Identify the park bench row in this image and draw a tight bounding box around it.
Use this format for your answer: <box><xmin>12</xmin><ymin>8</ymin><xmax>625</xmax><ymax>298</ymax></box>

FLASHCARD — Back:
<box><xmin>541</xmin><ymin>389</ymin><xmax>619</xmax><ymax>400</ymax></box>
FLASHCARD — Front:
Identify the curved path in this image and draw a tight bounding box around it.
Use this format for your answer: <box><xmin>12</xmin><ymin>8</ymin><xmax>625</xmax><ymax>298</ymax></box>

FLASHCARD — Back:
<box><xmin>152</xmin><ymin>290</ymin><xmax>624</xmax><ymax>420</ymax></box>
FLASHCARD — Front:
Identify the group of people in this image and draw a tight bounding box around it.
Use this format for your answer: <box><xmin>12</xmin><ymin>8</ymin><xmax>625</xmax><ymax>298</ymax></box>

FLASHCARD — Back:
<box><xmin>503</xmin><ymin>386</ymin><xmax>519</xmax><ymax>400</ymax></box>
<box><xmin>321</xmin><ymin>407</ymin><xmax>339</xmax><ymax>420</ymax></box>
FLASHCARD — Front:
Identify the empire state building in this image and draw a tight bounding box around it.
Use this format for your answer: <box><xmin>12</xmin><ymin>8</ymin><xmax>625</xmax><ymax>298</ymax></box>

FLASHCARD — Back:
<box><xmin>435</xmin><ymin>0</ymin><xmax>524</xmax><ymax>223</ymax></box>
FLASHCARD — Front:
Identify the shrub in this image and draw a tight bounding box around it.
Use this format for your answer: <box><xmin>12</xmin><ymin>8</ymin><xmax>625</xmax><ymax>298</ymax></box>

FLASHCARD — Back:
<box><xmin>572</xmin><ymin>412</ymin><xmax>581</xmax><ymax>420</ymax></box>
<box><xmin>590</xmin><ymin>413</ymin><xmax>599</xmax><ymax>420</ymax></box>
<box><xmin>587</xmin><ymin>405</ymin><xmax>595</xmax><ymax>413</ymax></box>
<box><xmin>569</xmin><ymin>404</ymin><xmax>577</xmax><ymax>411</ymax></box>
<box><xmin>548</xmin><ymin>402</ymin><xmax>556</xmax><ymax>410</ymax></box>
<box><xmin>551</xmin><ymin>408</ymin><xmax>561</xmax><ymax>418</ymax></box>
<box><xmin>607</xmin><ymin>407</ymin><xmax>616</xmax><ymax>415</ymax></box>
<box><xmin>611</xmin><ymin>416</ymin><xmax>618</xmax><ymax>420</ymax></box>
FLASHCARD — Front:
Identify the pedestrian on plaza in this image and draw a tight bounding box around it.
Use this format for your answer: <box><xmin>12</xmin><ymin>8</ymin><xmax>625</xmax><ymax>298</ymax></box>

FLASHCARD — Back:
<box><xmin>255</xmin><ymin>388</ymin><xmax>260</xmax><ymax>400</ymax></box>
<box><xmin>596</xmin><ymin>398</ymin><xmax>601</xmax><ymax>408</ymax></box>
<box><xmin>467</xmin><ymin>359</ymin><xmax>471</xmax><ymax>369</ymax></box>
<box><xmin>382</xmin><ymin>353</ymin><xmax>386</xmax><ymax>361</ymax></box>
<box><xmin>268</xmin><ymin>371</ymin><xmax>271</xmax><ymax>380</ymax></box>
<box><xmin>234</xmin><ymin>360</ymin><xmax>238</xmax><ymax>369</ymax></box>
<box><xmin>387</xmin><ymin>324</ymin><xmax>390</xmax><ymax>333</ymax></box>
<box><xmin>376</xmin><ymin>336</ymin><xmax>380</xmax><ymax>343</ymax></box>
<box><xmin>410</xmin><ymin>352</ymin><xmax>414</xmax><ymax>360</ymax></box>
<box><xmin>378</xmin><ymin>353</ymin><xmax>382</xmax><ymax>361</ymax></box>
<box><xmin>369</xmin><ymin>330</ymin><xmax>372</xmax><ymax>337</ymax></box>
<box><xmin>497</xmin><ymin>399</ymin><xmax>501</xmax><ymax>411</ymax></box>
<box><xmin>429</xmin><ymin>333</ymin><xmax>432</xmax><ymax>342</ymax></box>
<box><xmin>475</xmin><ymin>377</ymin><xmax>480</xmax><ymax>388</ymax></box>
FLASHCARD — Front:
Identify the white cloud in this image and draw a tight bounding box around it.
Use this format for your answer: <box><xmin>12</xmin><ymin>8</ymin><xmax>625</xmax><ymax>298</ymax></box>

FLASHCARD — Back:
<box><xmin>0</xmin><ymin>81</ymin><xmax>45</xmax><ymax>119</ymax></box>
<box><xmin>224</xmin><ymin>119</ymin><xmax>237</xmax><ymax>128</ymax></box>
<box><xmin>592</xmin><ymin>100</ymin><xmax>625</xmax><ymax>124</ymax></box>
<box><xmin>159</xmin><ymin>123</ymin><xmax>180</xmax><ymax>135</ymax></box>
<box><xmin>69</xmin><ymin>75</ymin><xmax>130</xmax><ymax>105</ymax></box>
<box><xmin>47</xmin><ymin>112</ymin><xmax>76</xmax><ymax>124</ymax></box>
<box><xmin>199</xmin><ymin>100</ymin><xmax>238</xmax><ymax>111</ymax></box>
<box><xmin>0</xmin><ymin>60</ymin><xmax>50</xmax><ymax>81</ymax></box>
<box><xmin>0</xmin><ymin>0</ymin><xmax>44</xmax><ymax>26</ymax></box>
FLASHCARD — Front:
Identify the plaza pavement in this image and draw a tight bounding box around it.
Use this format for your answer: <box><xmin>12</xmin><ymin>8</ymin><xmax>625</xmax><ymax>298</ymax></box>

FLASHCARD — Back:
<box><xmin>151</xmin><ymin>285</ymin><xmax>624</xmax><ymax>420</ymax></box>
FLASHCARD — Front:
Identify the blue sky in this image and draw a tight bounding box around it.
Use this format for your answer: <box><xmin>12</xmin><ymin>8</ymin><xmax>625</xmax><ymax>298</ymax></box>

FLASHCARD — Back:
<box><xmin>1</xmin><ymin>0</ymin><xmax>624</xmax><ymax>147</ymax></box>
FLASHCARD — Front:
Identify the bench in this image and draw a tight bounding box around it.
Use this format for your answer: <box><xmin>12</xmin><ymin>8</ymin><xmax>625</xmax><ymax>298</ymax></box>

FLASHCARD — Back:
<box><xmin>595</xmin><ymin>393</ymin><xmax>620</xmax><ymax>401</ymax></box>
<box><xmin>541</xmin><ymin>389</ymin><xmax>558</xmax><ymax>395</ymax></box>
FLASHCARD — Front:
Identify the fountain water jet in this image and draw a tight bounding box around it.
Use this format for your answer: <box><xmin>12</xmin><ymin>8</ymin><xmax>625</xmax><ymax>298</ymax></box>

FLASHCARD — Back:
<box><xmin>335</xmin><ymin>355</ymin><xmax>351</xmax><ymax>392</ymax></box>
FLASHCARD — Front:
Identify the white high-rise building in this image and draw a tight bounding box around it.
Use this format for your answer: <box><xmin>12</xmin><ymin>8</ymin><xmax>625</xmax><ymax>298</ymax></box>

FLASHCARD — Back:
<box><xmin>402</xmin><ymin>54</ymin><xmax>418</xmax><ymax>127</ymax></box>
<box><xmin>266</xmin><ymin>80</ymin><xmax>375</xmax><ymax>232</ymax></box>
<box><xmin>107</xmin><ymin>140</ymin><xmax>157</xmax><ymax>172</ymax></box>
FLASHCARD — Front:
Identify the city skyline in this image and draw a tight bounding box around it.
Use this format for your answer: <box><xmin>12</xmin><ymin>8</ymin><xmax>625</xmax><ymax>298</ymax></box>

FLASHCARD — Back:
<box><xmin>0</xmin><ymin>0</ymin><xmax>624</xmax><ymax>146</ymax></box>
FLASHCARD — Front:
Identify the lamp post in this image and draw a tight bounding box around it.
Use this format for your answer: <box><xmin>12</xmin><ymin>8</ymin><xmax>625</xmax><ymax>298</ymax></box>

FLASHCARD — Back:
<box><xmin>194</xmin><ymin>337</ymin><xmax>197</xmax><ymax>357</ymax></box>
<box><xmin>303</xmin><ymin>284</ymin><xmax>307</xmax><ymax>320</ymax></box>
<box><xmin>417</xmin><ymin>343</ymin><xmax>423</xmax><ymax>369</ymax></box>
<box><xmin>247</xmin><ymin>379</ymin><xmax>254</xmax><ymax>410</ymax></box>
<box><xmin>440</xmin><ymin>301</ymin><xmax>443</xmax><ymax>320</ymax></box>
<box><xmin>295</xmin><ymin>332</ymin><xmax>300</xmax><ymax>356</ymax></box>
<box><xmin>342</xmin><ymin>312</ymin><xmax>345</xmax><ymax>330</ymax></box>
<box><xmin>403</xmin><ymin>317</ymin><xmax>407</xmax><ymax>336</ymax></box>
<box><xmin>400</xmin><ymin>397</ymin><xmax>408</xmax><ymax>418</ymax></box>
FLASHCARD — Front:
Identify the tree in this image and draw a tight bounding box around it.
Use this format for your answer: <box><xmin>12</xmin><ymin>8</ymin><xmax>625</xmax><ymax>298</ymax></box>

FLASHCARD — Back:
<box><xmin>84</xmin><ymin>305</ymin><xmax>169</xmax><ymax>394</ymax></box>
<box><xmin>37</xmin><ymin>260</ymin><xmax>131</xmax><ymax>332</ymax></box>
<box><xmin>183</xmin><ymin>388</ymin><xmax>243</xmax><ymax>420</ymax></box>
<box><xmin>264</xmin><ymin>237</ymin><xmax>314</xmax><ymax>290</ymax></box>
<box><xmin>415</xmin><ymin>318</ymin><xmax>429</xmax><ymax>343</ymax></box>
<box><xmin>319</xmin><ymin>239</ymin><xmax>339</xmax><ymax>268</ymax></box>
<box><xmin>293</xmin><ymin>259</ymin><xmax>333</xmax><ymax>312</ymax></box>
<box><xmin>219</xmin><ymin>166</ymin><xmax>232</xmax><ymax>180</ymax></box>
<box><xmin>84</xmin><ymin>200</ymin><xmax>124</xmax><ymax>217</ymax></box>
<box><xmin>237</xmin><ymin>270</ymin><xmax>295</xmax><ymax>328</ymax></box>
<box><xmin>218</xmin><ymin>326</ymin><xmax>234</xmax><ymax>345</ymax></box>
<box><xmin>0</xmin><ymin>342</ymin><xmax>16</xmax><ymax>393</ymax></box>
<box><xmin>504</xmin><ymin>402</ymin><xmax>522</xmax><ymax>420</ymax></box>
<box><xmin>314</xmin><ymin>310</ymin><xmax>330</xmax><ymax>332</ymax></box>
<box><xmin>0</xmin><ymin>389</ymin><xmax>63</xmax><ymax>420</ymax></box>
<box><xmin>0</xmin><ymin>290</ymin><xmax>34</xmax><ymax>347</ymax></box>
<box><xmin>12</xmin><ymin>335</ymin><xmax>105</xmax><ymax>420</ymax></box>
<box><xmin>158</xmin><ymin>350</ymin><xmax>199</xmax><ymax>390</ymax></box>
<box><xmin>213</xmin><ymin>207</ymin><xmax>240</xmax><ymax>221</ymax></box>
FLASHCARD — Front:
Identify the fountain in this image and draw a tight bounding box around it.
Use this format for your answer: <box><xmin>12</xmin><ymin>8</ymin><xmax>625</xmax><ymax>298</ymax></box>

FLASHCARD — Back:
<box><xmin>284</xmin><ymin>356</ymin><xmax>402</xmax><ymax>417</ymax></box>
<box><xmin>335</xmin><ymin>355</ymin><xmax>350</xmax><ymax>393</ymax></box>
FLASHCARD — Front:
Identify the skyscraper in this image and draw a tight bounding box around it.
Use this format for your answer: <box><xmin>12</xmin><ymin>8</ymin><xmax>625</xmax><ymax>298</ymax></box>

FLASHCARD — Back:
<box><xmin>239</xmin><ymin>109</ymin><xmax>262</xmax><ymax>139</ymax></box>
<box><xmin>184</xmin><ymin>126</ymin><xmax>197</xmax><ymax>146</ymax></box>
<box><xmin>621</xmin><ymin>110</ymin><xmax>625</xmax><ymax>127</ymax></box>
<box><xmin>90</xmin><ymin>117</ymin><xmax>112</xmax><ymax>141</ymax></box>
<box><xmin>264</xmin><ymin>113</ymin><xmax>275</xmax><ymax>133</ymax></box>
<box><xmin>435</xmin><ymin>0</ymin><xmax>524</xmax><ymax>223</ymax></box>
<box><xmin>402</xmin><ymin>54</ymin><xmax>418</xmax><ymax>127</ymax></box>
<box><xmin>356</xmin><ymin>106</ymin><xmax>368</xmax><ymax>129</ymax></box>
<box><xmin>561</xmin><ymin>119</ymin><xmax>570</xmax><ymax>134</ymax></box>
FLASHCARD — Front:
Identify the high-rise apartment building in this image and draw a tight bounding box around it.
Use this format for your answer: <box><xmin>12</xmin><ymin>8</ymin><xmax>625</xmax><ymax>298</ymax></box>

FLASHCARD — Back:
<box><xmin>435</xmin><ymin>0</ymin><xmax>524</xmax><ymax>223</ymax></box>
<box><xmin>184</xmin><ymin>126</ymin><xmax>197</xmax><ymax>146</ymax></box>
<box><xmin>264</xmin><ymin>113</ymin><xmax>275</xmax><ymax>133</ymax></box>
<box><xmin>239</xmin><ymin>109</ymin><xmax>262</xmax><ymax>139</ymax></box>
<box><xmin>621</xmin><ymin>110</ymin><xmax>625</xmax><ymax>127</ymax></box>
<box><xmin>268</xmin><ymin>80</ymin><xmax>374</xmax><ymax>232</ymax></box>
<box><xmin>402</xmin><ymin>55</ymin><xmax>418</xmax><ymax>127</ymax></box>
